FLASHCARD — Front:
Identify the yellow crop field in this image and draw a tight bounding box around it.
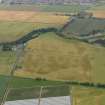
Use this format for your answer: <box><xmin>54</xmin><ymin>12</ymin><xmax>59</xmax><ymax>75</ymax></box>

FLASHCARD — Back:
<box><xmin>72</xmin><ymin>86</ymin><xmax>105</xmax><ymax>105</ymax></box>
<box><xmin>0</xmin><ymin>10</ymin><xmax>69</xmax><ymax>42</ymax></box>
<box><xmin>15</xmin><ymin>32</ymin><xmax>105</xmax><ymax>83</ymax></box>
<box><xmin>0</xmin><ymin>10</ymin><xmax>69</xmax><ymax>24</ymax></box>
<box><xmin>88</xmin><ymin>10</ymin><xmax>105</xmax><ymax>18</ymax></box>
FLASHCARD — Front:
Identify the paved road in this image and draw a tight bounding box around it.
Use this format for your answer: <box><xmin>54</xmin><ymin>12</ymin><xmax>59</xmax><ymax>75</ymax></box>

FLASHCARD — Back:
<box><xmin>5</xmin><ymin>96</ymin><xmax>71</xmax><ymax>105</ymax></box>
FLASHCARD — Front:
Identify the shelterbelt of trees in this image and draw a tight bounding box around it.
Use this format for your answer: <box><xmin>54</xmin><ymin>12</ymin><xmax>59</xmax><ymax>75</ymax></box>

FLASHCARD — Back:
<box><xmin>0</xmin><ymin>27</ymin><xmax>58</xmax><ymax>50</ymax></box>
<box><xmin>66</xmin><ymin>81</ymin><xmax>105</xmax><ymax>89</ymax></box>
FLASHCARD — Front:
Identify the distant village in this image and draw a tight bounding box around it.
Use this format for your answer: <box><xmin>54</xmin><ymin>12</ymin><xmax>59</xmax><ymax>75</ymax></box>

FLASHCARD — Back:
<box><xmin>0</xmin><ymin>0</ymin><xmax>99</xmax><ymax>5</ymax></box>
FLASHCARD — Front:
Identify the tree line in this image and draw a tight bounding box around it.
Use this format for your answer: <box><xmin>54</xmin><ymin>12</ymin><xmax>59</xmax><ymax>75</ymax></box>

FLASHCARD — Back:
<box><xmin>65</xmin><ymin>81</ymin><xmax>105</xmax><ymax>89</ymax></box>
<box><xmin>0</xmin><ymin>27</ymin><xmax>58</xmax><ymax>51</ymax></box>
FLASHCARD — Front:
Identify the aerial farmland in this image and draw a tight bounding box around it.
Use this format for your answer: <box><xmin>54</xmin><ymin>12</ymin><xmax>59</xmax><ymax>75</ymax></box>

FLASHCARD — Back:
<box><xmin>0</xmin><ymin>1</ymin><xmax>105</xmax><ymax>105</ymax></box>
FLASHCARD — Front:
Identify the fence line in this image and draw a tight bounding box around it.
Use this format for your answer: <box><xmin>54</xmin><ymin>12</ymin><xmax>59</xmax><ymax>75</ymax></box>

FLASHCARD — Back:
<box><xmin>38</xmin><ymin>86</ymin><xmax>43</xmax><ymax>105</ymax></box>
<box><xmin>0</xmin><ymin>46</ymin><xmax>25</xmax><ymax>105</ymax></box>
<box><xmin>9</xmin><ymin>84</ymin><xmax>70</xmax><ymax>90</ymax></box>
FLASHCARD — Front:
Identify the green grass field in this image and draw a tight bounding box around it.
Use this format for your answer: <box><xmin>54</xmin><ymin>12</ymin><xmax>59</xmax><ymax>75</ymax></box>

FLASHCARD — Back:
<box><xmin>0</xmin><ymin>21</ymin><xmax>60</xmax><ymax>42</ymax></box>
<box><xmin>0</xmin><ymin>75</ymin><xmax>63</xmax><ymax>89</ymax></box>
<box><xmin>0</xmin><ymin>3</ymin><xmax>104</xmax><ymax>13</ymax></box>
<box><xmin>0</xmin><ymin>75</ymin><xmax>105</xmax><ymax>104</ymax></box>
<box><xmin>0</xmin><ymin>75</ymin><xmax>66</xmax><ymax>101</ymax></box>
<box><xmin>0</xmin><ymin>4</ymin><xmax>91</xmax><ymax>13</ymax></box>
<box><xmin>89</xmin><ymin>3</ymin><xmax>105</xmax><ymax>10</ymax></box>
<box><xmin>35</xmin><ymin>4</ymin><xmax>91</xmax><ymax>13</ymax></box>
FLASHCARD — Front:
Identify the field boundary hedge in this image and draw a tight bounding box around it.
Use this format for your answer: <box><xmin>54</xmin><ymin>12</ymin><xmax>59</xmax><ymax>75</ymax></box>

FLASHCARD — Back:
<box><xmin>65</xmin><ymin>81</ymin><xmax>105</xmax><ymax>89</ymax></box>
<box><xmin>0</xmin><ymin>27</ymin><xmax>58</xmax><ymax>50</ymax></box>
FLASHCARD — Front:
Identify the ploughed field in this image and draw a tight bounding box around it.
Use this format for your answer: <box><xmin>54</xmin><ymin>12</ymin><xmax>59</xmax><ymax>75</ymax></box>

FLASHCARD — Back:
<box><xmin>62</xmin><ymin>14</ymin><xmax>105</xmax><ymax>46</ymax></box>
<box><xmin>62</xmin><ymin>17</ymin><xmax>105</xmax><ymax>36</ymax></box>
